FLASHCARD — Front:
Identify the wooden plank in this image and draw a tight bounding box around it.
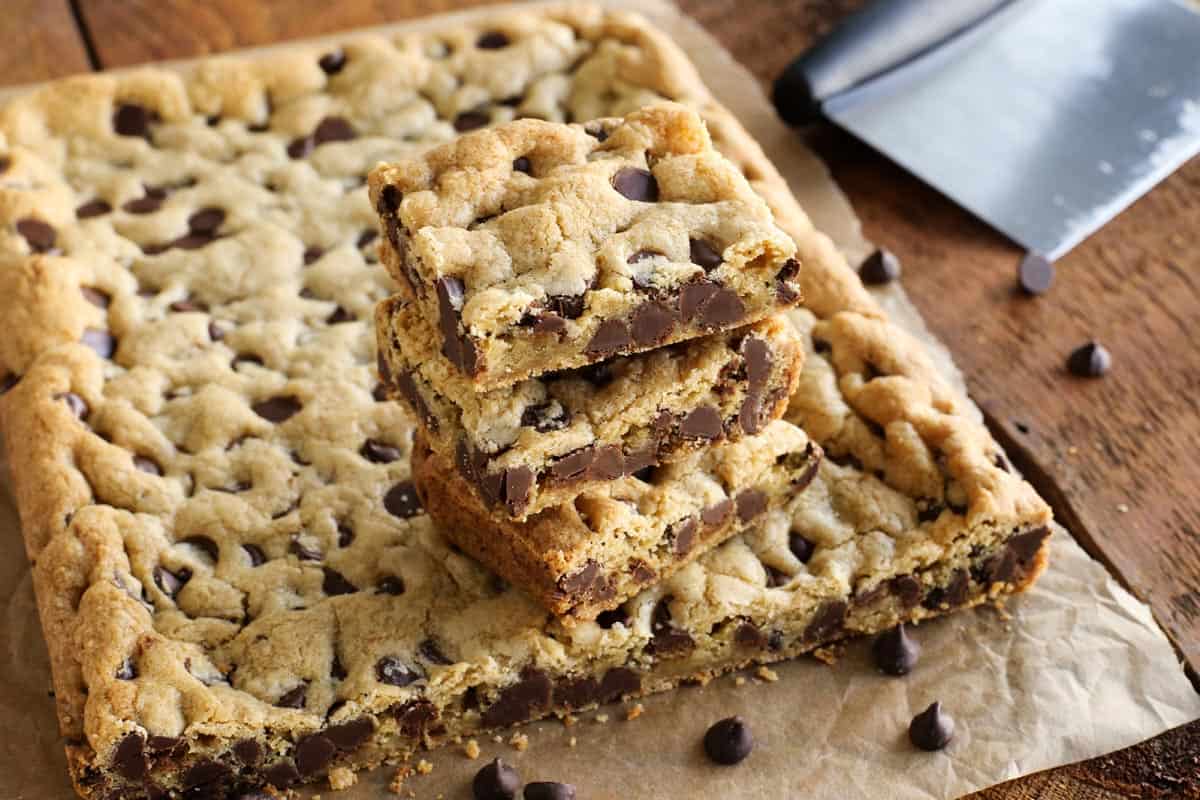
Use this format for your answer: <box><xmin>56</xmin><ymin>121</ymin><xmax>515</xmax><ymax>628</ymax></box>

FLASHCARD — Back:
<box><xmin>0</xmin><ymin>0</ymin><xmax>92</xmax><ymax>85</ymax></box>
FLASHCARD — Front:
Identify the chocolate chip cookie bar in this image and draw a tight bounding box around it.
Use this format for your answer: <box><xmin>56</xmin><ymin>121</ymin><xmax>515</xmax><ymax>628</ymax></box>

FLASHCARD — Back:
<box><xmin>0</xmin><ymin>5</ymin><xmax>1051</xmax><ymax>799</ymax></box>
<box><xmin>368</xmin><ymin>103</ymin><xmax>803</xmax><ymax>391</ymax></box>
<box><xmin>377</xmin><ymin>294</ymin><xmax>804</xmax><ymax>519</ymax></box>
<box><xmin>411</xmin><ymin>419</ymin><xmax>822</xmax><ymax>621</ymax></box>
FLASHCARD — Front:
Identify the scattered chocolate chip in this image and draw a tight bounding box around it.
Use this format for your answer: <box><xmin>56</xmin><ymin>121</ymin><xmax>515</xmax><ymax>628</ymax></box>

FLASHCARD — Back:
<box><xmin>909</xmin><ymin>701</ymin><xmax>954</xmax><ymax>751</ymax></box>
<box><xmin>1017</xmin><ymin>252</ymin><xmax>1054</xmax><ymax>295</ymax></box>
<box><xmin>679</xmin><ymin>406</ymin><xmax>723</xmax><ymax>440</ymax></box>
<box><xmin>16</xmin><ymin>218</ymin><xmax>56</xmax><ymax>253</ymax></box>
<box><xmin>384</xmin><ymin>480</ymin><xmax>422</xmax><ymax>518</ymax></box>
<box><xmin>735</xmin><ymin>489</ymin><xmax>768</xmax><ymax>522</ymax></box>
<box><xmin>181</xmin><ymin>535</ymin><xmax>218</xmax><ymax>562</ymax></box>
<box><xmin>788</xmin><ymin>532</ymin><xmax>814</xmax><ymax>563</ymax></box>
<box><xmin>55</xmin><ymin>392</ymin><xmax>88</xmax><ymax>419</ymax></box>
<box><xmin>473</xmin><ymin>757</ymin><xmax>520</xmax><ymax>800</ymax></box>
<box><xmin>513</xmin><ymin>156</ymin><xmax>532</xmax><ymax>174</ymax></box>
<box><xmin>115</xmin><ymin>658</ymin><xmax>137</xmax><ymax>680</ymax></box>
<box><xmin>361</xmin><ymin>439</ymin><xmax>403</xmax><ymax>463</ymax></box>
<box><xmin>133</xmin><ymin>456</ymin><xmax>162</xmax><ymax>476</ymax></box>
<box><xmin>631</xmin><ymin>301</ymin><xmax>677</xmax><ymax>346</ymax></box>
<box><xmin>276</xmin><ymin>684</ymin><xmax>307</xmax><ymax>708</ymax></box>
<box><xmin>376</xmin><ymin>575</ymin><xmax>405</xmax><ymax>595</ymax></box>
<box><xmin>584</xmin><ymin>318</ymin><xmax>631</xmax><ymax>356</ymax></box>
<box><xmin>113</xmin><ymin>104</ymin><xmax>153</xmax><ymax>139</ymax></box>
<box><xmin>81</xmin><ymin>328</ymin><xmax>115</xmax><ymax>358</ymax></box>
<box><xmin>322</xmin><ymin>567</ymin><xmax>358</xmax><ymax>596</ymax></box>
<box><xmin>153</xmin><ymin>565</ymin><xmax>191</xmax><ymax>598</ymax></box>
<box><xmin>477</xmin><ymin>31</ymin><xmax>511</xmax><ymax>49</ymax></box>
<box><xmin>375</xmin><ymin>656</ymin><xmax>421</xmax><ymax>687</ymax></box>
<box><xmin>525</xmin><ymin>783</ymin><xmax>576</xmax><ymax>800</ymax></box>
<box><xmin>1067</xmin><ymin>341</ymin><xmax>1111</xmax><ymax>377</ymax></box>
<box><xmin>242</xmin><ymin>544</ymin><xmax>266</xmax><ymax>567</ymax></box>
<box><xmin>295</xmin><ymin>733</ymin><xmax>336</xmax><ymax>776</ymax></box>
<box><xmin>77</xmin><ymin>200</ymin><xmax>112</xmax><ymax>219</ymax></box>
<box><xmin>859</xmin><ymin>248</ymin><xmax>901</xmax><ymax>285</ymax></box>
<box><xmin>704</xmin><ymin>716</ymin><xmax>753</xmax><ymax>765</ymax></box>
<box><xmin>612</xmin><ymin>167</ymin><xmax>658</xmax><ymax>201</ymax></box>
<box><xmin>689</xmin><ymin>238</ymin><xmax>723</xmax><ymax>270</ymax></box>
<box><xmin>874</xmin><ymin>623</ymin><xmax>920</xmax><ymax>676</ymax></box>
<box><xmin>455</xmin><ymin>110</ymin><xmax>491</xmax><ymax>132</ymax></box>
<box><xmin>319</xmin><ymin>50</ymin><xmax>346</xmax><ymax>74</ymax></box>
<box><xmin>521</xmin><ymin>402</ymin><xmax>570</xmax><ymax>432</ymax></box>
<box><xmin>252</xmin><ymin>395</ymin><xmax>302</xmax><ymax>423</ymax></box>
<box><xmin>482</xmin><ymin>668</ymin><xmax>552</xmax><ymax>726</ymax></box>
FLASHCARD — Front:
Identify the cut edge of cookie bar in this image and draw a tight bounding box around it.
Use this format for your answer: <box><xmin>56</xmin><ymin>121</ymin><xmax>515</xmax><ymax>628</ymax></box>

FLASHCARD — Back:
<box><xmin>410</xmin><ymin>419</ymin><xmax>823</xmax><ymax>623</ymax></box>
<box><xmin>377</xmin><ymin>293</ymin><xmax>805</xmax><ymax>520</ymax></box>
<box><xmin>368</xmin><ymin>102</ymin><xmax>804</xmax><ymax>391</ymax></box>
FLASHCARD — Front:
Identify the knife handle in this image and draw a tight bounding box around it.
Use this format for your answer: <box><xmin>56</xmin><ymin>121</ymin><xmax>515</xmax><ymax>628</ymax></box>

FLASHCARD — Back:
<box><xmin>772</xmin><ymin>0</ymin><xmax>1013</xmax><ymax>124</ymax></box>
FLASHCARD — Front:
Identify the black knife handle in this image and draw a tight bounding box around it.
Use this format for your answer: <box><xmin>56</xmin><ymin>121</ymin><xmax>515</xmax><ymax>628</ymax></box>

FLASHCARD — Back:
<box><xmin>772</xmin><ymin>0</ymin><xmax>1013</xmax><ymax>125</ymax></box>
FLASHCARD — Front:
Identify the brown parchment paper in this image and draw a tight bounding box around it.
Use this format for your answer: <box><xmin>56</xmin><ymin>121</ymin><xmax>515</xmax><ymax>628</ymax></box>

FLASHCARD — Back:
<box><xmin>1</xmin><ymin>2</ymin><xmax>1197</xmax><ymax>798</ymax></box>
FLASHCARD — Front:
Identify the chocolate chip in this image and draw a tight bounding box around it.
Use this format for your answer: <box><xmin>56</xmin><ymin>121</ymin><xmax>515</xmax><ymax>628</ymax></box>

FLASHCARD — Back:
<box><xmin>477</xmin><ymin>31</ymin><xmax>511</xmax><ymax>49</ymax></box>
<box><xmin>669</xmin><ymin>516</ymin><xmax>698</xmax><ymax>555</ymax></box>
<box><xmin>276</xmin><ymin>684</ymin><xmax>307</xmax><ymax>708</ymax></box>
<box><xmin>419</xmin><ymin>638</ymin><xmax>453</xmax><ymax>665</ymax></box>
<box><xmin>803</xmin><ymin>600</ymin><xmax>846</xmax><ymax>641</ymax></box>
<box><xmin>232</xmin><ymin>739</ymin><xmax>261</xmax><ymax>765</ymax></box>
<box><xmin>0</xmin><ymin>156</ymin><xmax>8</xmax><ymax>174</ymax></box>
<box><xmin>648</xmin><ymin>598</ymin><xmax>693</xmax><ymax>657</ymax></box>
<box><xmin>123</xmin><ymin>189</ymin><xmax>166</xmax><ymax>214</ymax></box>
<box><xmin>361</xmin><ymin>439</ymin><xmax>402</xmax><ymax>463</ymax></box>
<box><xmin>113</xmin><ymin>104</ymin><xmax>153</xmax><ymax>138</ymax></box>
<box><xmin>734</xmin><ymin>622</ymin><xmax>767</xmax><ymax>649</ymax></box>
<box><xmin>482</xmin><ymin>668</ymin><xmax>552</xmax><ymax>726</ymax></box>
<box><xmin>112</xmin><ymin>733</ymin><xmax>146</xmax><ymax>780</ymax></box>
<box><xmin>134</xmin><ymin>456</ymin><xmax>162</xmax><ymax>476</ymax></box>
<box><xmin>680</xmin><ymin>280</ymin><xmax>719</xmax><ymax>322</ymax></box>
<box><xmin>182</xmin><ymin>535</ymin><xmax>219</xmax><ymax>562</ymax></box>
<box><xmin>331</xmin><ymin>655</ymin><xmax>348</xmax><ymax>681</ymax></box>
<box><xmin>859</xmin><ymin>248</ymin><xmax>901</xmax><ymax>285</ymax></box>
<box><xmin>153</xmin><ymin>565</ymin><xmax>191</xmax><ymax>598</ymax></box>
<box><xmin>169</xmin><ymin>297</ymin><xmax>207</xmax><ymax>312</ymax></box>
<box><xmin>775</xmin><ymin>258</ymin><xmax>802</xmax><ymax>303</ymax></box>
<box><xmin>378</xmin><ymin>184</ymin><xmax>402</xmax><ymax>215</ymax></box>
<box><xmin>357</xmin><ymin>229</ymin><xmax>378</xmax><ymax>249</ymax></box>
<box><xmin>115</xmin><ymin>658</ymin><xmax>137</xmax><ymax>680</ymax></box>
<box><xmin>679</xmin><ymin>406</ymin><xmax>723</xmax><ymax>440</ymax></box>
<box><xmin>525</xmin><ymin>783</ymin><xmax>576</xmax><ymax>800</ymax></box>
<box><xmin>549</xmin><ymin>293</ymin><xmax>586</xmax><ymax>319</ymax></box>
<box><xmin>242</xmin><ymin>544</ymin><xmax>266</xmax><ymax>567</ymax></box>
<box><xmin>288</xmin><ymin>136</ymin><xmax>315</xmax><ymax>159</ymax></box>
<box><xmin>455</xmin><ymin>110</ymin><xmax>491</xmax><ymax>132</ymax></box>
<box><xmin>701</xmin><ymin>498</ymin><xmax>733</xmax><ymax>527</ymax></box>
<box><xmin>0</xmin><ymin>374</ymin><xmax>19</xmax><ymax>395</ymax></box>
<box><xmin>576</xmin><ymin>361</ymin><xmax>613</xmax><ymax>387</ymax></box>
<box><xmin>788</xmin><ymin>532</ymin><xmax>814</xmax><ymax>563</ymax></box>
<box><xmin>16</xmin><ymin>218</ymin><xmax>56</xmax><ymax>253</ymax></box>
<box><xmin>325</xmin><ymin>306</ymin><xmax>355</xmax><ymax>324</ymax></box>
<box><xmin>874</xmin><ymin>623</ymin><xmax>920</xmax><ymax>676</ymax></box>
<box><xmin>558</xmin><ymin>560</ymin><xmax>603</xmax><ymax>596</ymax></box>
<box><xmin>207</xmin><ymin>321</ymin><xmax>227</xmax><ymax>342</ymax></box>
<box><xmin>584</xmin><ymin>122</ymin><xmax>610</xmax><ymax>142</ymax></box>
<box><xmin>698</xmin><ymin>287</ymin><xmax>745</xmax><ymax>328</ymax></box>
<box><xmin>295</xmin><ymin>733</ymin><xmax>336</xmax><ymax>776</ymax></box>
<box><xmin>319</xmin><ymin>50</ymin><xmax>346</xmax><ymax>74</ymax></box>
<box><xmin>502</xmin><ymin>466</ymin><xmax>534</xmax><ymax>516</ymax></box>
<box><xmin>689</xmin><ymin>238</ymin><xmax>723</xmax><ymax>270</ymax></box>
<box><xmin>631</xmin><ymin>301</ymin><xmax>677</xmax><ymax>346</ymax></box>
<box><xmin>289</xmin><ymin>537</ymin><xmax>322</xmax><ymax>561</ymax></box>
<box><xmin>322</xmin><ymin>567</ymin><xmax>357</xmax><ymax>596</ymax></box>
<box><xmin>303</xmin><ymin>245</ymin><xmax>325</xmax><ymax>265</ymax></box>
<box><xmin>1017</xmin><ymin>252</ymin><xmax>1054</xmax><ymax>295</ymax></box>
<box><xmin>385</xmin><ymin>480</ymin><xmax>422</xmax><ymax>518</ymax></box>
<box><xmin>521</xmin><ymin>402</ymin><xmax>570</xmax><ymax>432</ymax></box>
<box><xmin>513</xmin><ymin>156</ymin><xmax>532</xmax><ymax>174</ymax></box>
<box><xmin>395</xmin><ymin>698</ymin><xmax>439</xmax><ymax>736</ymax></box>
<box><xmin>376</xmin><ymin>575</ymin><xmax>405</xmax><ymax>595</ymax></box>
<box><xmin>595</xmin><ymin>607</ymin><xmax>629</xmax><ymax>629</ymax></box>
<box><xmin>264</xmin><ymin>760</ymin><xmax>301</xmax><ymax>788</ymax></box>
<box><xmin>584</xmin><ymin>319</ymin><xmax>632</xmax><ymax>356</ymax></box>
<box><xmin>742</xmin><ymin>337</ymin><xmax>772</xmax><ymax>391</ymax></box>
<box><xmin>77</xmin><ymin>200</ymin><xmax>112</xmax><ymax>219</ymax></box>
<box><xmin>550</xmin><ymin>447</ymin><xmax>595</xmax><ymax>482</ymax></box>
<box><xmin>1067</xmin><ymin>340</ymin><xmax>1111</xmax><ymax>377</ymax></box>
<box><xmin>473</xmin><ymin>758</ymin><xmax>520</xmax><ymax>800</ymax></box>
<box><xmin>81</xmin><ymin>328</ymin><xmax>115</xmax><ymax>358</ymax></box>
<box><xmin>735</xmin><ymin>489</ymin><xmax>768</xmax><ymax>522</ymax></box>
<box><xmin>612</xmin><ymin>167</ymin><xmax>658</xmax><ymax>201</ymax></box>
<box><xmin>738</xmin><ymin>393</ymin><xmax>764</xmax><ymax>435</ymax></box>
<box><xmin>183</xmin><ymin>759</ymin><xmax>231</xmax><ymax>788</ymax></box>
<box><xmin>313</xmin><ymin>115</ymin><xmax>356</xmax><ymax>146</ymax></box>
<box><xmin>909</xmin><ymin>702</ymin><xmax>954</xmax><ymax>751</ymax></box>
<box><xmin>375</xmin><ymin>656</ymin><xmax>421</xmax><ymax>687</ymax></box>
<box><xmin>187</xmin><ymin>207</ymin><xmax>225</xmax><ymax>235</ymax></box>
<box><xmin>704</xmin><ymin>716</ymin><xmax>753</xmax><ymax>765</ymax></box>
<box><xmin>435</xmin><ymin>276</ymin><xmax>480</xmax><ymax>373</ymax></box>
<box><xmin>627</xmin><ymin>248</ymin><xmax>660</xmax><ymax>265</ymax></box>
<box><xmin>56</xmin><ymin>392</ymin><xmax>88</xmax><ymax>419</ymax></box>
<box><xmin>252</xmin><ymin>395</ymin><xmax>302</xmax><ymax>422</ymax></box>
<box><xmin>325</xmin><ymin>717</ymin><xmax>374</xmax><ymax>750</ymax></box>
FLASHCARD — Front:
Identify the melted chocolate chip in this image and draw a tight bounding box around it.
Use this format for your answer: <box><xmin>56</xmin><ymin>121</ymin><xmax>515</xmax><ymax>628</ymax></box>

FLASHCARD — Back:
<box><xmin>384</xmin><ymin>480</ymin><xmax>422</xmax><ymax>518</ymax></box>
<box><xmin>803</xmin><ymin>600</ymin><xmax>847</xmax><ymax>641</ymax></box>
<box><xmin>183</xmin><ymin>759</ymin><xmax>231</xmax><ymax>788</ymax></box>
<box><xmin>631</xmin><ymin>301</ymin><xmax>677</xmax><ymax>346</ymax></box>
<box><xmin>477</xmin><ymin>31</ymin><xmax>511</xmax><ymax>49</ymax></box>
<box><xmin>558</xmin><ymin>560</ymin><xmax>606</xmax><ymax>597</ymax></box>
<box><xmin>701</xmin><ymin>498</ymin><xmax>734</xmax><ymax>528</ymax></box>
<box><xmin>112</xmin><ymin>733</ymin><xmax>146</xmax><ymax>780</ymax></box>
<box><xmin>788</xmin><ymin>532</ymin><xmax>814</xmax><ymax>563</ymax></box>
<box><xmin>909</xmin><ymin>702</ymin><xmax>954</xmax><ymax>751</ymax></box>
<box><xmin>77</xmin><ymin>200</ymin><xmax>112</xmax><ymax>219</ymax></box>
<box><xmin>612</xmin><ymin>167</ymin><xmax>658</xmax><ymax>201</ymax></box>
<box><xmin>123</xmin><ymin>187</ymin><xmax>166</xmax><ymax>214</ymax></box>
<box><xmin>375</xmin><ymin>656</ymin><xmax>421</xmax><ymax>687</ymax></box>
<box><xmin>734</xmin><ymin>622</ymin><xmax>767</xmax><ymax>649</ymax></box>
<box><xmin>513</xmin><ymin>156</ymin><xmax>532</xmax><ymax>174</ymax></box>
<box><xmin>113</xmin><ymin>103</ymin><xmax>154</xmax><ymax>139</ymax></box>
<box><xmin>549</xmin><ymin>293</ymin><xmax>586</xmax><ymax>319</ymax></box>
<box><xmin>735</xmin><ymin>489</ymin><xmax>768</xmax><ymax>522</ymax></box>
<box><xmin>482</xmin><ymin>668</ymin><xmax>552</xmax><ymax>727</ymax></box>
<box><xmin>276</xmin><ymin>684</ymin><xmax>308</xmax><ymax>708</ymax></box>
<box><xmin>680</xmin><ymin>280</ymin><xmax>719</xmax><ymax>322</ymax></box>
<box><xmin>585</xmin><ymin>318</ymin><xmax>632</xmax><ymax>356</ymax></box>
<box><xmin>242</xmin><ymin>544</ymin><xmax>266</xmax><ymax>567</ymax></box>
<box><xmin>874</xmin><ymin>623</ymin><xmax>920</xmax><ymax>676</ymax></box>
<box><xmin>313</xmin><ymin>115</ymin><xmax>356</xmax><ymax>146</ymax></box>
<box><xmin>455</xmin><ymin>110</ymin><xmax>491</xmax><ymax>132</ymax></box>
<box><xmin>648</xmin><ymin>598</ymin><xmax>693</xmax><ymax>657</ymax></box>
<box><xmin>435</xmin><ymin>276</ymin><xmax>480</xmax><ymax>373</ymax></box>
<box><xmin>376</xmin><ymin>575</ymin><xmax>405</xmax><ymax>595</ymax></box>
<box><xmin>288</xmin><ymin>136</ymin><xmax>315</xmax><ymax>159</ymax></box>
<box><xmin>319</xmin><ymin>50</ymin><xmax>346</xmax><ymax>75</ymax></box>
<box><xmin>294</xmin><ymin>733</ymin><xmax>337</xmax><ymax>776</ymax></box>
<box><xmin>689</xmin><ymin>238</ymin><xmax>723</xmax><ymax>270</ymax></box>
<box><xmin>378</xmin><ymin>185</ymin><xmax>402</xmax><ymax>215</ymax></box>
<box><xmin>473</xmin><ymin>757</ymin><xmax>520</xmax><ymax>800</ymax></box>
<box><xmin>0</xmin><ymin>374</ymin><xmax>19</xmax><ymax>396</ymax></box>
<box><xmin>16</xmin><ymin>218</ymin><xmax>57</xmax><ymax>252</ymax></box>
<box><xmin>252</xmin><ymin>395</ymin><xmax>302</xmax><ymax>423</ymax></box>
<box><xmin>264</xmin><ymin>760</ymin><xmax>301</xmax><ymax>788</ymax></box>
<box><xmin>322</xmin><ymin>567</ymin><xmax>357</xmax><ymax>596</ymax></box>
<box><xmin>188</xmin><ymin>207</ymin><xmax>225</xmax><ymax>235</ymax></box>
<box><xmin>669</xmin><ymin>516</ymin><xmax>698</xmax><ymax>555</ymax></box>
<box><xmin>361</xmin><ymin>439</ymin><xmax>403</xmax><ymax>463</ymax></box>
<box><xmin>303</xmin><ymin>245</ymin><xmax>325</xmax><ymax>265</ymax></box>
<box><xmin>326</xmin><ymin>717</ymin><xmax>374</xmax><ymax>750</ymax></box>
<box><xmin>521</xmin><ymin>402</ymin><xmax>570</xmax><ymax>432</ymax></box>
<box><xmin>679</xmin><ymin>406</ymin><xmax>723</xmax><ymax>440</ymax></box>
<box><xmin>232</xmin><ymin>739</ymin><xmax>261</xmax><ymax>765</ymax></box>
<box><xmin>704</xmin><ymin>716</ymin><xmax>753</xmax><ymax>765</ymax></box>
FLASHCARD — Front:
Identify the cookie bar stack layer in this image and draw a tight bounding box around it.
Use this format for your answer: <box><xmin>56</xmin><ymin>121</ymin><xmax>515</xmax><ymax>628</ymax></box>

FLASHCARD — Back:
<box><xmin>369</xmin><ymin>104</ymin><xmax>818</xmax><ymax>619</ymax></box>
<box><xmin>0</xmin><ymin>7</ymin><xmax>1053</xmax><ymax>799</ymax></box>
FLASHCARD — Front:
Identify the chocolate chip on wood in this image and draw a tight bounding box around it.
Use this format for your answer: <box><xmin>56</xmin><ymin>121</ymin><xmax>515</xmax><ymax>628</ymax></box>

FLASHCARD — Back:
<box><xmin>1067</xmin><ymin>341</ymin><xmax>1112</xmax><ymax>377</ymax></box>
<box><xmin>368</xmin><ymin>104</ymin><xmax>804</xmax><ymax>391</ymax></box>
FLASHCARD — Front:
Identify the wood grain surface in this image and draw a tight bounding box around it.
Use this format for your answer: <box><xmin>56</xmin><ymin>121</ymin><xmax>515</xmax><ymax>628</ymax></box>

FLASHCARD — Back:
<box><xmin>2</xmin><ymin>1</ymin><xmax>1197</xmax><ymax>797</ymax></box>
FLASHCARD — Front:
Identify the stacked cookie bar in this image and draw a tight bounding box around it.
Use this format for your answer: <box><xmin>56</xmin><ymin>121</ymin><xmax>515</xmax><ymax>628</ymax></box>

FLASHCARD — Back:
<box><xmin>0</xmin><ymin>6</ymin><xmax>1054</xmax><ymax>799</ymax></box>
<box><xmin>370</xmin><ymin>104</ymin><xmax>822</xmax><ymax>620</ymax></box>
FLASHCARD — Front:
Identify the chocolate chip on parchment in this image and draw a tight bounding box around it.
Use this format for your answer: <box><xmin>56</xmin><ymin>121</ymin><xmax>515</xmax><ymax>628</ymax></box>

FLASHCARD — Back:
<box><xmin>473</xmin><ymin>757</ymin><xmax>520</xmax><ymax>800</ymax></box>
<box><xmin>113</xmin><ymin>103</ymin><xmax>154</xmax><ymax>139</ymax></box>
<box><xmin>276</xmin><ymin>684</ymin><xmax>308</xmax><ymax>708</ymax></box>
<box><xmin>322</xmin><ymin>567</ymin><xmax>358</xmax><ymax>596</ymax></box>
<box><xmin>909</xmin><ymin>702</ymin><xmax>954</xmax><ymax>751</ymax></box>
<box><xmin>319</xmin><ymin>50</ymin><xmax>346</xmax><ymax>75</ymax></box>
<box><xmin>455</xmin><ymin>110</ymin><xmax>491</xmax><ymax>132</ymax></box>
<box><xmin>17</xmin><ymin>218</ymin><xmax>57</xmax><ymax>252</ymax></box>
<box><xmin>252</xmin><ymin>395</ymin><xmax>302</xmax><ymax>422</ymax></box>
<box><xmin>525</xmin><ymin>783</ymin><xmax>576</xmax><ymax>800</ymax></box>
<box><xmin>1017</xmin><ymin>252</ymin><xmax>1054</xmax><ymax>295</ymax></box>
<box><xmin>873</xmin><ymin>623</ymin><xmax>920</xmax><ymax>676</ymax></box>
<box><xmin>689</xmin><ymin>237</ymin><xmax>723</xmax><ymax>270</ymax></box>
<box><xmin>679</xmin><ymin>406</ymin><xmax>723</xmax><ymax>440</ymax></box>
<box><xmin>477</xmin><ymin>31</ymin><xmax>511</xmax><ymax>49</ymax></box>
<box><xmin>76</xmin><ymin>200</ymin><xmax>112</xmax><ymax>219</ymax></box>
<box><xmin>361</xmin><ymin>439</ymin><xmax>403</xmax><ymax>463</ymax></box>
<box><xmin>384</xmin><ymin>480</ymin><xmax>423</xmax><ymax>518</ymax></box>
<box><xmin>704</xmin><ymin>716</ymin><xmax>753</xmax><ymax>765</ymax></box>
<box><xmin>1067</xmin><ymin>340</ymin><xmax>1111</xmax><ymax>377</ymax></box>
<box><xmin>585</xmin><ymin>318</ymin><xmax>632</xmax><ymax>356</ymax></box>
<box><xmin>375</xmin><ymin>656</ymin><xmax>421</xmax><ymax>687</ymax></box>
<box><xmin>612</xmin><ymin>167</ymin><xmax>658</xmax><ymax>201</ymax></box>
<box><xmin>859</xmin><ymin>248</ymin><xmax>901</xmax><ymax>285</ymax></box>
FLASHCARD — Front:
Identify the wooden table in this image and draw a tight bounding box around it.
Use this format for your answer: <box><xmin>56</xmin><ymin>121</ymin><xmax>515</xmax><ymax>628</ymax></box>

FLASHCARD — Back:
<box><xmin>5</xmin><ymin>2</ymin><xmax>1198</xmax><ymax>797</ymax></box>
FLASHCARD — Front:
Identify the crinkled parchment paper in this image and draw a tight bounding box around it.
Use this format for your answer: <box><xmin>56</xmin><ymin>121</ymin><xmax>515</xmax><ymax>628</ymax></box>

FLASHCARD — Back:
<box><xmin>1</xmin><ymin>2</ymin><xmax>1196</xmax><ymax>798</ymax></box>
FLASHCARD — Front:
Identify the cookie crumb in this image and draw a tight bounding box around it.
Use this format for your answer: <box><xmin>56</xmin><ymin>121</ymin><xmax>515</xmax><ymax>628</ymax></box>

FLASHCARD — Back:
<box><xmin>562</xmin><ymin>713</ymin><xmax>577</xmax><ymax>727</ymax></box>
<box><xmin>755</xmin><ymin>665</ymin><xmax>780</xmax><ymax>682</ymax></box>
<box><xmin>1117</xmin><ymin>503</ymin><xmax>1129</xmax><ymax>513</ymax></box>
<box><xmin>328</xmin><ymin>766</ymin><xmax>357</xmax><ymax>791</ymax></box>
<box><xmin>388</xmin><ymin>765</ymin><xmax>412</xmax><ymax>794</ymax></box>
<box><xmin>492</xmin><ymin>734</ymin><xmax>504</xmax><ymax>744</ymax></box>
<box><xmin>463</xmin><ymin>738</ymin><xmax>481</xmax><ymax>759</ymax></box>
<box><xmin>509</xmin><ymin>732</ymin><xmax>529</xmax><ymax>751</ymax></box>
<box><xmin>568</xmin><ymin>736</ymin><xmax>578</xmax><ymax>748</ymax></box>
<box><xmin>734</xmin><ymin>675</ymin><xmax>747</xmax><ymax>687</ymax></box>
<box><xmin>416</xmin><ymin>759</ymin><xmax>433</xmax><ymax>775</ymax></box>
<box><xmin>811</xmin><ymin>643</ymin><xmax>843</xmax><ymax>665</ymax></box>
<box><xmin>595</xmin><ymin>713</ymin><xmax>610</xmax><ymax>723</ymax></box>
<box><xmin>625</xmin><ymin>703</ymin><xmax>644</xmax><ymax>721</ymax></box>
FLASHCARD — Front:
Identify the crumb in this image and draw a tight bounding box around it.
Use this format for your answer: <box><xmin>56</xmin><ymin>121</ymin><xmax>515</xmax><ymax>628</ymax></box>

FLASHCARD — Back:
<box><xmin>463</xmin><ymin>738</ymin><xmax>481</xmax><ymax>759</ymax></box>
<box><xmin>328</xmin><ymin>766</ymin><xmax>357</xmax><ymax>791</ymax></box>
<box><xmin>509</xmin><ymin>732</ymin><xmax>529</xmax><ymax>751</ymax></box>
<box><xmin>416</xmin><ymin>759</ymin><xmax>433</xmax><ymax>775</ymax></box>
<box><xmin>562</xmin><ymin>713</ymin><xmax>577</xmax><ymax>727</ymax></box>
<box><xmin>991</xmin><ymin>598</ymin><xmax>1013</xmax><ymax>621</ymax></box>
<box><xmin>625</xmin><ymin>703</ymin><xmax>644</xmax><ymax>720</ymax></box>
<box><xmin>568</xmin><ymin>736</ymin><xmax>577</xmax><ymax>748</ymax></box>
<box><xmin>755</xmin><ymin>666</ymin><xmax>780</xmax><ymax>682</ymax></box>
<box><xmin>1068</xmin><ymin>446</ymin><xmax>1079</xmax><ymax>456</ymax></box>
<box><xmin>492</xmin><ymin>734</ymin><xmax>504</xmax><ymax>744</ymax></box>
<box><xmin>388</xmin><ymin>765</ymin><xmax>412</xmax><ymax>794</ymax></box>
<box><xmin>734</xmin><ymin>675</ymin><xmax>747</xmax><ymax>687</ymax></box>
<box><xmin>1117</xmin><ymin>503</ymin><xmax>1129</xmax><ymax>513</ymax></box>
<box><xmin>595</xmin><ymin>713</ymin><xmax>610</xmax><ymax>723</ymax></box>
